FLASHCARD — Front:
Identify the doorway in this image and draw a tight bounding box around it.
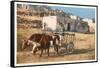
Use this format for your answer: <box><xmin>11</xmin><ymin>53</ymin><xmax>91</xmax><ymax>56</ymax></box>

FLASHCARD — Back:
<box><xmin>67</xmin><ymin>23</ymin><xmax>71</xmax><ymax>31</ymax></box>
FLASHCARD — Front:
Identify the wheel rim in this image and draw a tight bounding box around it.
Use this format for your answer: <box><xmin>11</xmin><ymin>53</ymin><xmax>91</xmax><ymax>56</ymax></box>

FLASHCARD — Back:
<box><xmin>66</xmin><ymin>42</ymin><xmax>74</xmax><ymax>53</ymax></box>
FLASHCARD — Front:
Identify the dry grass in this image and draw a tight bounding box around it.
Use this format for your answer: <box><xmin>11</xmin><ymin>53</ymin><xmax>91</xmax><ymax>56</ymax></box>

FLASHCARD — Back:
<box><xmin>17</xmin><ymin>28</ymin><xmax>96</xmax><ymax>64</ymax></box>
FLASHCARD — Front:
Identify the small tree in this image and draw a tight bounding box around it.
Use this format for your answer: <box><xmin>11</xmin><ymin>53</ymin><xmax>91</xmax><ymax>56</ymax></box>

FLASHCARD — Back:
<box><xmin>81</xmin><ymin>22</ymin><xmax>88</xmax><ymax>29</ymax></box>
<box><xmin>59</xmin><ymin>22</ymin><xmax>65</xmax><ymax>36</ymax></box>
<box><xmin>93</xmin><ymin>18</ymin><xmax>95</xmax><ymax>23</ymax></box>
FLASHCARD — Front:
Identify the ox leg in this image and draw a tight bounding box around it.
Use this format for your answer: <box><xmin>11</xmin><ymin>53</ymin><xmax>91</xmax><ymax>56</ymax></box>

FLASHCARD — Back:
<box><xmin>54</xmin><ymin>45</ymin><xmax>59</xmax><ymax>55</ymax></box>
<box><xmin>33</xmin><ymin>47</ymin><xmax>38</xmax><ymax>55</ymax></box>
<box><xmin>40</xmin><ymin>49</ymin><xmax>43</xmax><ymax>57</ymax></box>
<box><xmin>56</xmin><ymin>45</ymin><xmax>59</xmax><ymax>55</ymax></box>
<box><xmin>31</xmin><ymin>44</ymin><xmax>37</xmax><ymax>54</ymax></box>
<box><xmin>54</xmin><ymin>46</ymin><xmax>56</xmax><ymax>54</ymax></box>
<box><xmin>47</xmin><ymin>48</ymin><xmax>49</xmax><ymax>56</ymax></box>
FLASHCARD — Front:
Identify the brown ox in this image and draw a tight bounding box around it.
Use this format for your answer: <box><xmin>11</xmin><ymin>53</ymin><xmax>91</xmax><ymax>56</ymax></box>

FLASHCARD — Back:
<box><xmin>22</xmin><ymin>33</ymin><xmax>61</xmax><ymax>57</ymax></box>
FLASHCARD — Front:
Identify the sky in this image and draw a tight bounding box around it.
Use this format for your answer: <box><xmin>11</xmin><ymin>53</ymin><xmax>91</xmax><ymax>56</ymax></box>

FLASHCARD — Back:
<box><xmin>51</xmin><ymin>6</ymin><xmax>96</xmax><ymax>19</ymax></box>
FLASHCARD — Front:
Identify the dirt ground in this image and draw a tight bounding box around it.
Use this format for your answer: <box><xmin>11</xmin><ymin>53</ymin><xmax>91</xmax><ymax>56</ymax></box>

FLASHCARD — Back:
<box><xmin>17</xmin><ymin>28</ymin><xmax>96</xmax><ymax>64</ymax></box>
<box><xmin>17</xmin><ymin>48</ymin><xmax>95</xmax><ymax>64</ymax></box>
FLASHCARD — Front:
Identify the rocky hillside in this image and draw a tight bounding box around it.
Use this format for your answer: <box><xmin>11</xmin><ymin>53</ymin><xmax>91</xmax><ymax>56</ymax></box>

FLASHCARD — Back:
<box><xmin>17</xmin><ymin>4</ymin><xmax>72</xmax><ymax>28</ymax></box>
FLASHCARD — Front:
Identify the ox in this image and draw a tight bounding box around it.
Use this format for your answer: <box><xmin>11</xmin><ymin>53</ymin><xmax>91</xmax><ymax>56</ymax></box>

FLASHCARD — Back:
<box><xmin>22</xmin><ymin>33</ymin><xmax>62</xmax><ymax>57</ymax></box>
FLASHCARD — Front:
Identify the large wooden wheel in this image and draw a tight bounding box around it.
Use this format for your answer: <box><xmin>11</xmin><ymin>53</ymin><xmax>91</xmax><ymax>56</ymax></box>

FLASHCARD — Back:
<box><xmin>66</xmin><ymin>42</ymin><xmax>74</xmax><ymax>54</ymax></box>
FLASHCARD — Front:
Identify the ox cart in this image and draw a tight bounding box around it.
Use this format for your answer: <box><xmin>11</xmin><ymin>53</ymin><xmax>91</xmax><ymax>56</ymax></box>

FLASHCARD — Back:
<box><xmin>55</xmin><ymin>32</ymin><xmax>75</xmax><ymax>54</ymax></box>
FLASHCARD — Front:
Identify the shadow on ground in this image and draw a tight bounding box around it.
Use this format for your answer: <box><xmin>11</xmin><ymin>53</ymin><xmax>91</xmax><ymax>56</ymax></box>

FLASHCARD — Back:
<box><xmin>44</xmin><ymin>48</ymin><xmax>95</xmax><ymax>58</ymax></box>
<box><xmin>59</xmin><ymin>48</ymin><xmax>94</xmax><ymax>55</ymax></box>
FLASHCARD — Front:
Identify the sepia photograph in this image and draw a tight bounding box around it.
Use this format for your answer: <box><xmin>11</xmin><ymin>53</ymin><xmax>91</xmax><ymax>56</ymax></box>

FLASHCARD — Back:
<box><xmin>11</xmin><ymin>1</ymin><xmax>98</xmax><ymax>67</ymax></box>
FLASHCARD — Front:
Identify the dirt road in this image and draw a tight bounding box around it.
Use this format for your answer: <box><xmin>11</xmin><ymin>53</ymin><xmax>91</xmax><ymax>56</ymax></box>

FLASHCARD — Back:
<box><xmin>17</xmin><ymin>48</ymin><xmax>95</xmax><ymax>64</ymax></box>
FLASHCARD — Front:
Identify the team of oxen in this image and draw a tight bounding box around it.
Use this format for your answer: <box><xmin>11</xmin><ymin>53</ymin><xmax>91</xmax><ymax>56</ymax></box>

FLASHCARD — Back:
<box><xmin>22</xmin><ymin>33</ymin><xmax>64</xmax><ymax>57</ymax></box>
